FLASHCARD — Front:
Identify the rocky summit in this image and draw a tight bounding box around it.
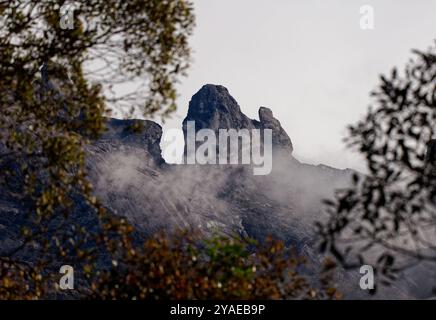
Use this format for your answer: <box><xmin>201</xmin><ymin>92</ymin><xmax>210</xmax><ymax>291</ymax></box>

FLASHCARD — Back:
<box><xmin>183</xmin><ymin>84</ymin><xmax>293</xmax><ymax>160</ymax></box>
<box><xmin>89</xmin><ymin>84</ymin><xmax>353</xmax><ymax>242</ymax></box>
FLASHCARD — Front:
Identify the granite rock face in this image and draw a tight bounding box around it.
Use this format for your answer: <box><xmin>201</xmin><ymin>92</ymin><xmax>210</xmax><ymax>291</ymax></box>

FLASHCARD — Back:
<box><xmin>257</xmin><ymin>106</ymin><xmax>293</xmax><ymax>152</ymax></box>
<box><xmin>94</xmin><ymin>118</ymin><xmax>165</xmax><ymax>166</ymax></box>
<box><xmin>183</xmin><ymin>84</ymin><xmax>255</xmax><ymax>132</ymax></box>
<box><xmin>183</xmin><ymin>84</ymin><xmax>294</xmax><ymax>160</ymax></box>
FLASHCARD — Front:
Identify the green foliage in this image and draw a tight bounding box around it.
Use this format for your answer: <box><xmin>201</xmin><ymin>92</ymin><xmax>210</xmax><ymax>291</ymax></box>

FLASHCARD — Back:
<box><xmin>90</xmin><ymin>231</ymin><xmax>340</xmax><ymax>300</ymax></box>
<box><xmin>0</xmin><ymin>0</ymin><xmax>194</xmax><ymax>299</ymax></box>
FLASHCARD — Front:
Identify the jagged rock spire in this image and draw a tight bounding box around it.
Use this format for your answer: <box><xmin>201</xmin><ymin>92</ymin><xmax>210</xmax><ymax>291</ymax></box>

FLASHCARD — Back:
<box><xmin>182</xmin><ymin>84</ymin><xmax>294</xmax><ymax>159</ymax></box>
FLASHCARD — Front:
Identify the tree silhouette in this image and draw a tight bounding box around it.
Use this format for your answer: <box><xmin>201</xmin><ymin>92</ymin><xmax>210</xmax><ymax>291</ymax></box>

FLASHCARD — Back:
<box><xmin>318</xmin><ymin>43</ymin><xmax>436</xmax><ymax>289</ymax></box>
<box><xmin>0</xmin><ymin>0</ymin><xmax>194</xmax><ymax>299</ymax></box>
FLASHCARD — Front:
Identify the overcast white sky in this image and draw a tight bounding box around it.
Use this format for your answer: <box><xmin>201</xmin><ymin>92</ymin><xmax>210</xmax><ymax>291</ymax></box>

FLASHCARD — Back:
<box><xmin>158</xmin><ymin>0</ymin><xmax>436</xmax><ymax>172</ymax></box>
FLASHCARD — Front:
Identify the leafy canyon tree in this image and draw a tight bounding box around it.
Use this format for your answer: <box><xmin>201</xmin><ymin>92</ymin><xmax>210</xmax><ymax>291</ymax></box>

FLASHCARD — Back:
<box><xmin>318</xmin><ymin>43</ymin><xmax>436</xmax><ymax>288</ymax></box>
<box><xmin>0</xmin><ymin>0</ymin><xmax>194</xmax><ymax>299</ymax></box>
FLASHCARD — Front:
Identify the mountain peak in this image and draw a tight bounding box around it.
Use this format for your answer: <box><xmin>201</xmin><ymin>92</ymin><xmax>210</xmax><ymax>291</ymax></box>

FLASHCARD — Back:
<box><xmin>183</xmin><ymin>85</ymin><xmax>294</xmax><ymax>158</ymax></box>
<box><xmin>184</xmin><ymin>84</ymin><xmax>254</xmax><ymax>132</ymax></box>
